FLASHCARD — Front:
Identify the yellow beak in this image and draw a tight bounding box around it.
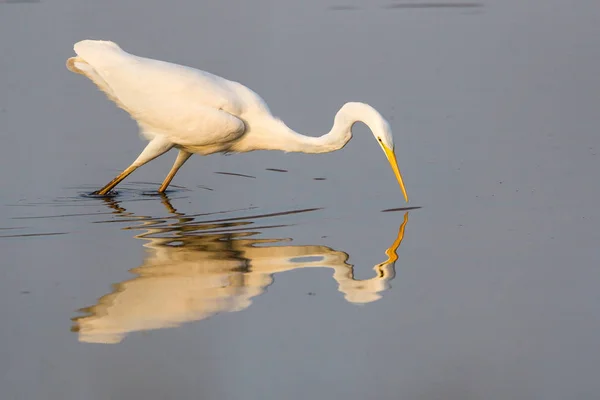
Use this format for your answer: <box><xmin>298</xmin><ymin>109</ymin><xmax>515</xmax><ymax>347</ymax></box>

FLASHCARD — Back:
<box><xmin>383</xmin><ymin>146</ymin><xmax>409</xmax><ymax>202</ymax></box>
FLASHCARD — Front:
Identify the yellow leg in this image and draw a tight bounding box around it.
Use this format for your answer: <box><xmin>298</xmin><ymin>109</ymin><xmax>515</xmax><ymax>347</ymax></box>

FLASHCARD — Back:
<box><xmin>158</xmin><ymin>150</ymin><xmax>192</xmax><ymax>193</ymax></box>
<box><xmin>92</xmin><ymin>137</ymin><xmax>174</xmax><ymax>195</ymax></box>
<box><xmin>93</xmin><ymin>165</ymin><xmax>138</xmax><ymax>195</ymax></box>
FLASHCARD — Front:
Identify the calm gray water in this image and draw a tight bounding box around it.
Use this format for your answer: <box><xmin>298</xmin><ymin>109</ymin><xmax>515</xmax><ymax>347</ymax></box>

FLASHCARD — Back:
<box><xmin>1</xmin><ymin>0</ymin><xmax>600</xmax><ymax>399</ymax></box>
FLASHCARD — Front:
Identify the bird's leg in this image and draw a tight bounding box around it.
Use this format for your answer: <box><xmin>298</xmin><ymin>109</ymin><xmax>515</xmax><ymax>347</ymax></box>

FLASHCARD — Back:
<box><xmin>93</xmin><ymin>165</ymin><xmax>138</xmax><ymax>196</ymax></box>
<box><xmin>158</xmin><ymin>149</ymin><xmax>192</xmax><ymax>193</ymax></box>
<box><xmin>93</xmin><ymin>137</ymin><xmax>174</xmax><ymax>195</ymax></box>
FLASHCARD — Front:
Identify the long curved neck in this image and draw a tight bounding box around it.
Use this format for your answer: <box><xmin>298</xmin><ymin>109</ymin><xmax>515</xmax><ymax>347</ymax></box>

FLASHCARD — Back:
<box><xmin>242</xmin><ymin>102</ymin><xmax>387</xmax><ymax>154</ymax></box>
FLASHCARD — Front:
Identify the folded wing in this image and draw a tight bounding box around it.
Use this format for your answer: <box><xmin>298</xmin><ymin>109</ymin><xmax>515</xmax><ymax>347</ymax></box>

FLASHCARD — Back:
<box><xmin>68</xmin><ymin>40</ymin><xmax>247</xmax><ymax>147</ymax></box>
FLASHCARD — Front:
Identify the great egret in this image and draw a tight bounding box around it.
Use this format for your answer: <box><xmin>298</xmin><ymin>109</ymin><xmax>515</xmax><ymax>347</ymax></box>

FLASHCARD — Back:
<box><xmin>67</xmin><ymin>40</ymin><xmax>408</xmax><ymax>201</ymax></box>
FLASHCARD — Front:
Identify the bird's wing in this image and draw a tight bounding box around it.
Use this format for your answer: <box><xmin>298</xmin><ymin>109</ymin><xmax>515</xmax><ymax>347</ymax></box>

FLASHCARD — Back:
<box><xmin>70</xmin><ymin>40</ymin><xmax>252</xmax><ymax>146</ymax></box>
<box><xmin>136</xmin><ymin>100</ymin><xmax>246</xmax><ymax>147</ymax></box>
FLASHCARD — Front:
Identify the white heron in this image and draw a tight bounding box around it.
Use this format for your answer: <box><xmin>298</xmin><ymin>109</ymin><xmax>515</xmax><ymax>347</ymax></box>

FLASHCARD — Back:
<box><xmin>67</xmin><ymin>40</ymin><xmax>408</xmax><ymax>201</ymax></box>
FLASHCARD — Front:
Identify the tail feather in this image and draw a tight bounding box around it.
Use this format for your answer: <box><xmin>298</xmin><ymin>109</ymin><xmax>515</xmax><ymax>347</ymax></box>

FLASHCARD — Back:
<box><xmin>66</xmin><ymin>41</ymin><xmax>129</xmax><ymax>111</ymax></box>
<box><xmin>73</xmin><ymin>40</ymin><xmax>123</xmax><ymax>58</ymax></box>
<box><xmin>71</xmin><ymin>40</ymin><xmax>128</xmax><ymax>73</ymax></box>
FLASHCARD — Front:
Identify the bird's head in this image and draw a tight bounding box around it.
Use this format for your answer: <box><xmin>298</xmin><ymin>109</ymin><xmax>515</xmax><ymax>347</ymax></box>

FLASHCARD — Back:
<box><xmin>374</xmin><ymin>119</ymin><xmax>408</xmax><ymax>202</ymax></box>
<box><xmin>334</xmin><ymin>102</ymin><xmax>409</xmax><ymax>202</ymax></box>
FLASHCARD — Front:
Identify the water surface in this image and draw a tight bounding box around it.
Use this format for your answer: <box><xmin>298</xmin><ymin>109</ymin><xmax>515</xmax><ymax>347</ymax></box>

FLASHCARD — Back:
<box><xmin>1</xmin><ymin>0</ymin><xmax>600</xmax><ymax>399</ymax></box>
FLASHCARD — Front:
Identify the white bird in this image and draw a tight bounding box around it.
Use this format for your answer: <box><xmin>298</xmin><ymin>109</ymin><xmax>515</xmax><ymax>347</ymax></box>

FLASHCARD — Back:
<box><xmin>67</xmin><ymin>40</ymin><xmax>408</xmax><ymax>201</ymax></box>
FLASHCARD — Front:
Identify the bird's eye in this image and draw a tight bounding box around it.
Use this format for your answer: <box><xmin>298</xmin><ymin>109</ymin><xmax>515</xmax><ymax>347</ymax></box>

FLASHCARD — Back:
<box><xmin>378</xmin><ymin>138</ymin><xmax>382</xmax><ymax>142</ymax></box>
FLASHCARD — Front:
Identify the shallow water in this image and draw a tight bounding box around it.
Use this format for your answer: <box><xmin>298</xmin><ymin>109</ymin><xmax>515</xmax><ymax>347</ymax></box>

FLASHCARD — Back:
<box><xmin>1</xmin><ymin>0</ymin><xmax>600</xmax><ymax>399</ymax></box>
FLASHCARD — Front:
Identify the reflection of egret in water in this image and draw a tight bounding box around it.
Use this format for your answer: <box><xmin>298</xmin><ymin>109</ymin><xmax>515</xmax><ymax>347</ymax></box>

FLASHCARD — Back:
<box><xmin>72</xmin><ymin>197</ymin><xmax>410</xmax><ymax>343</ymax></box>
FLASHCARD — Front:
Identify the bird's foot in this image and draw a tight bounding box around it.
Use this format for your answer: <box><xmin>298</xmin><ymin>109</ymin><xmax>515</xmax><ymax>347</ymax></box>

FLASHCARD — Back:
<box><xmin>89</xmin><ymin>190</ymin><xmax>118</xmax><ymax>197</ymax></box>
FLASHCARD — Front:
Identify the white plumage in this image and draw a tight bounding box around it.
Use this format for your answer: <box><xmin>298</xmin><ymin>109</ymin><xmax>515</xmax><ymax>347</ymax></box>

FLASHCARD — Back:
<box><xmin>67</xmin><ymin>39</ymin><xmax>408</xmax><ymax>200</ymax></box>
